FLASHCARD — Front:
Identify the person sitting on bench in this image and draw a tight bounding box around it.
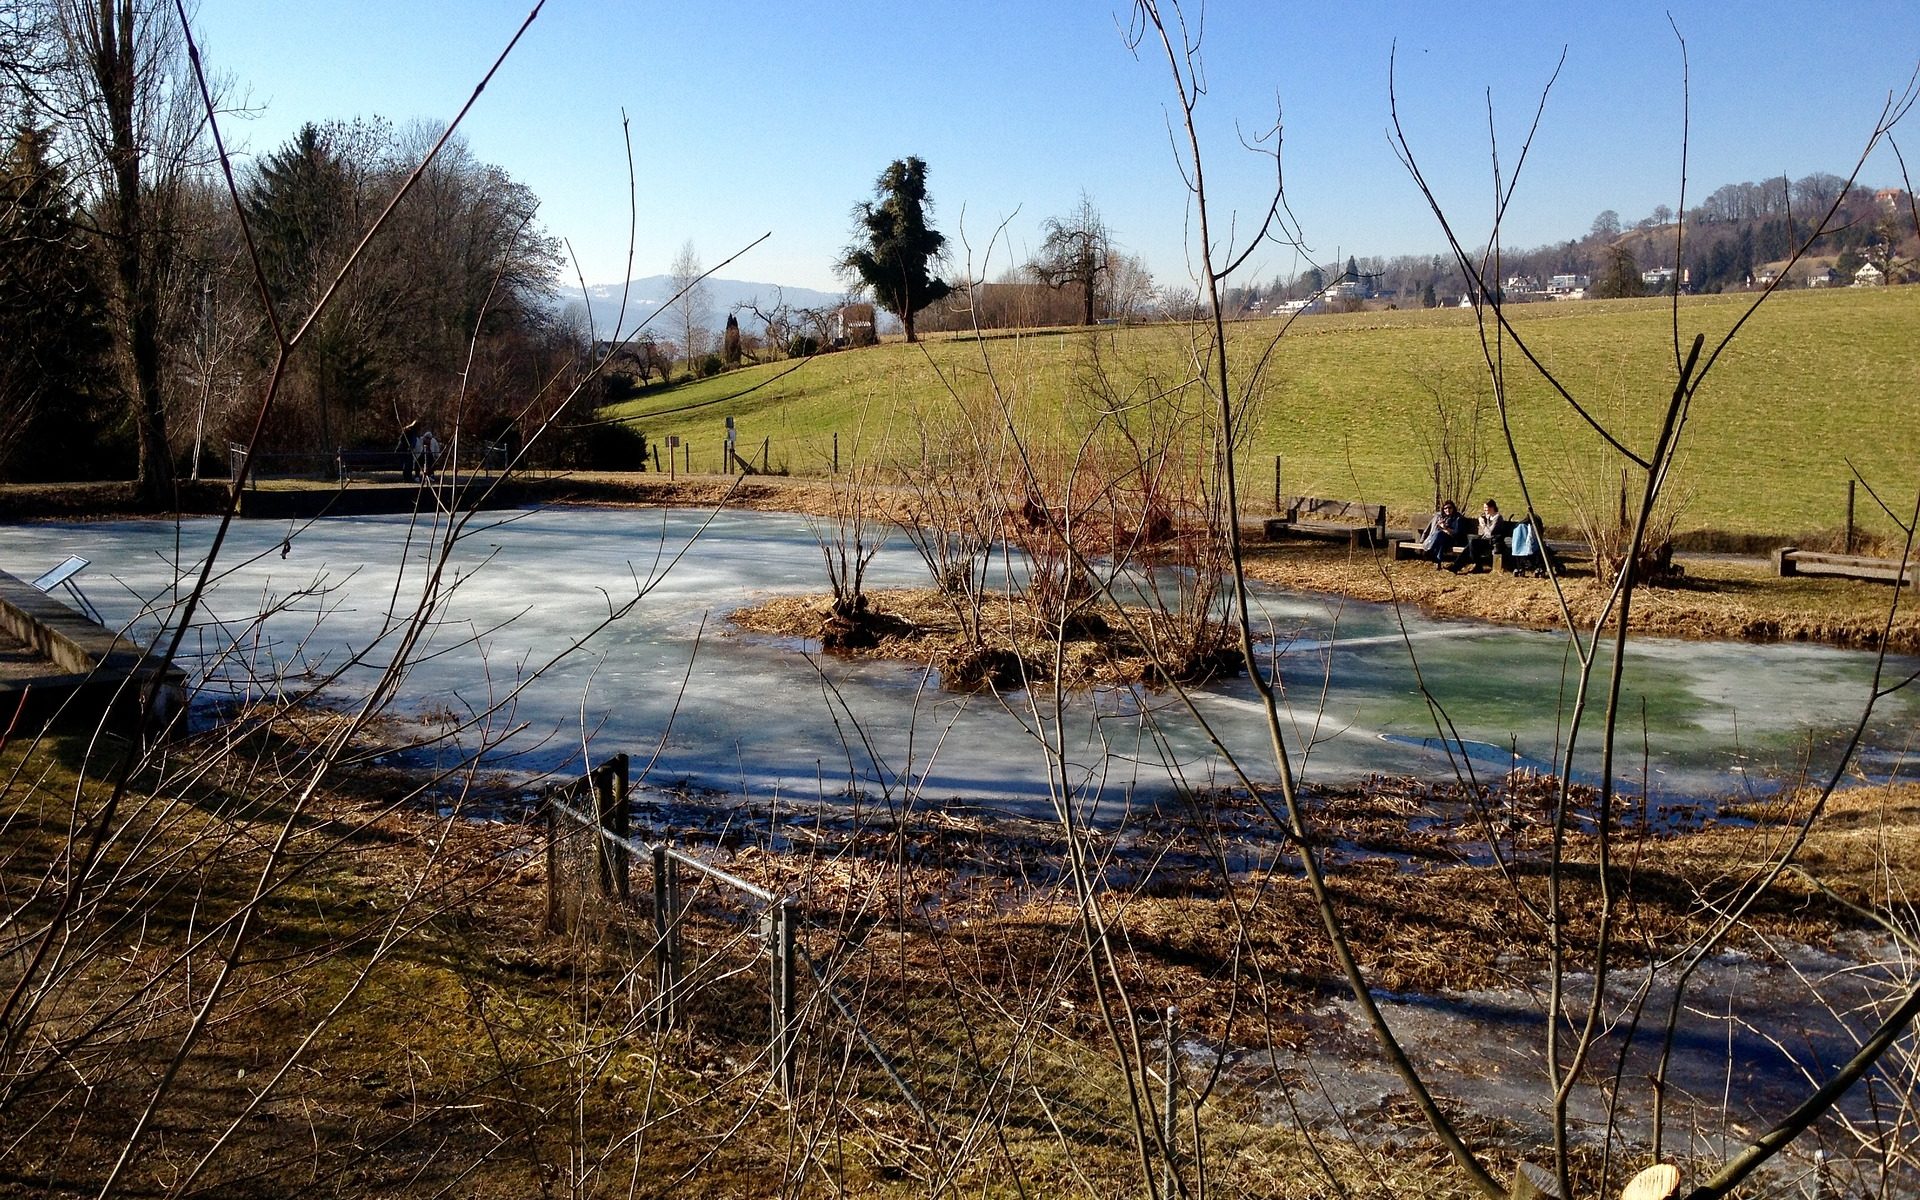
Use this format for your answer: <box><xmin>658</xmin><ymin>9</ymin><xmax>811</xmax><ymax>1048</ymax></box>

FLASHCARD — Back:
<box><xmin>1450</xmin><ymin>497</ymin><xmax>1509</xmax><ymax>573</ymax></box>
<box><xmin>1418</xmin><ymin>500</ymin><xmax>1464</xmax><ymax>567</ymax></box>
<box><xmin>1507</xmin><ymin>511</ymin><xmax>1549</xmax><ymax>576</ymax></box>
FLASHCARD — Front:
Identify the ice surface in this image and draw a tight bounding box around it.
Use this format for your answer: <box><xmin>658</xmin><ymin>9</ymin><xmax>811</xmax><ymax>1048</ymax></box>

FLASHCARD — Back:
<box><xmin>3</xmin><ymin>507</ymin><xmax>1913</xmax><ymax>816</ymax></box>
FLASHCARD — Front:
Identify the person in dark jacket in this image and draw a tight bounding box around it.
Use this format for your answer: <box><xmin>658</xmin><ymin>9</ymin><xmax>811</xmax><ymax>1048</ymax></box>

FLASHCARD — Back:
<box><xmin>1418</xmin><ymin>500</ymin><xmax>1464</xmax><ymax>568</ymax></box>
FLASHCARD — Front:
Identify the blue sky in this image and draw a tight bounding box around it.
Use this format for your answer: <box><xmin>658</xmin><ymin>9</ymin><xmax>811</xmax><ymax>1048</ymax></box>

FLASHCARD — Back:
<box><xmin>192</xmin><ymin>2</ymin><xmax>1920</xmax><ymax>295</ymax></box>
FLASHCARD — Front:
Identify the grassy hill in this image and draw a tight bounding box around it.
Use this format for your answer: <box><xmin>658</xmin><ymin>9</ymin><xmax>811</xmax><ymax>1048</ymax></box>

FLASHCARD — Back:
<box><xmin>599</xmin><ymin>287</ymin><xmax>1920</xmax><ymax>543</ymax></box>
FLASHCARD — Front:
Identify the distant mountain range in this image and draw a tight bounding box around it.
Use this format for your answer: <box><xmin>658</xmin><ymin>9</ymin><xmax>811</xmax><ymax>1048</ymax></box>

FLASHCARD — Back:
<box><xmin>559</xmin><ymin>276</ymin><xmax>846</xmax><ymax>340</ymax></box>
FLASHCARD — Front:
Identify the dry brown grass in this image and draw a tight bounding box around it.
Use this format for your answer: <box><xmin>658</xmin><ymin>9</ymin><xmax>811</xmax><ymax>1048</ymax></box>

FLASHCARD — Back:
<box><xmin>1242</xmin><ymin>541</ymin><xmax>1920</xmax><ymax>653</ymax></box>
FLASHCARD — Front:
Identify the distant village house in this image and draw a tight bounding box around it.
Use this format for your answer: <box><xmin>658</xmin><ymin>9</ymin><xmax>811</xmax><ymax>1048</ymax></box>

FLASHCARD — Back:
<box><xmin>829</xmin><ymin>302</ymin><xmax>877</xmax><ymax>347</ymax></box>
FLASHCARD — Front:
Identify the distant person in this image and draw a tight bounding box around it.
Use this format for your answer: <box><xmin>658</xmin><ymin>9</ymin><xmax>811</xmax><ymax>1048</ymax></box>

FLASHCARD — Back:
<box><xmin>1418</xmin><ymin>500</ymin><xmax>1463</xmax><ymax>567</ymax></box>
<box><xmin>1454</xmin><ymin>498</ymin><xmax>1508</xmax><ymax>573</ymax></box>
<box><xmin>416</xmin><ymin>427</ymin><xmax>441</xmax><ymax>483</ymax></box>
<box><xmin>399</xmin><ymin>420</ymin><xmax>420</xmax><ymax>481</ymax></box>
<box><xmin>1507</xmin><ymin>511</ymin><xmax>1550</xmax><ymax>577</ymax></box>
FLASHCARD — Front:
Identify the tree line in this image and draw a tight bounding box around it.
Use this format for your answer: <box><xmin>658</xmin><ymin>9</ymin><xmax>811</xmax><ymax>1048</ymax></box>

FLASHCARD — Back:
<box><xmin>1232</xmin><ymin>171</ymin><xmax>1914</xmax><ymax>312</ymax></box>
<box><xmin>0</xmin><ymin>0</ymin><xmax>574</xmax><ymax>493</ymax></box>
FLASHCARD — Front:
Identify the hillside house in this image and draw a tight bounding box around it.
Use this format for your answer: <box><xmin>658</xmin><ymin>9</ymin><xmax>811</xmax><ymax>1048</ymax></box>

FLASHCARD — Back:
<box><xmin>1640</xmin><ymin>266</ymin><xmax>1677</xmax><ymax>291</ymax></box>
<box><xmin>1854</xmin><ymin>262</ymin><xmax>1887</xmax><ymax>287</ymax></box>
<box><xmin>1807</xmin><ymin>265</ymin><xmax>1837</xmax><ymax>287</ymax></box>
<box><xmin>1546</xmin><ymin>273</ymin><xmax>1589</xmax><ymax>300</ymax></box>
<box><xmin>829</xmin><ymin>302</ymin><xmax>877</xmax><ymax>346</ymax></box>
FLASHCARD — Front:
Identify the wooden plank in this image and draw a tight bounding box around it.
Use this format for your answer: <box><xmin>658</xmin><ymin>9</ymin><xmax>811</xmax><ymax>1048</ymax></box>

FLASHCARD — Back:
<box><xmin>1268</xmin><ymin>518</ymin><xmax>1377</xmax><ymax>545</ymax></box>
<box><xmin>1778</xmin><ymin>547</ymin><xmax>1915</xmax><ymax>585</ymax></box>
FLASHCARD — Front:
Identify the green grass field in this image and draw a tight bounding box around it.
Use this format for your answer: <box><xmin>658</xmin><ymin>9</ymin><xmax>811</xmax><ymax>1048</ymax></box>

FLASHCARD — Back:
<box><xmin>600</xmin><ymin>287</ymin><xmax>1920</xmax><ymax>542</ymax></box>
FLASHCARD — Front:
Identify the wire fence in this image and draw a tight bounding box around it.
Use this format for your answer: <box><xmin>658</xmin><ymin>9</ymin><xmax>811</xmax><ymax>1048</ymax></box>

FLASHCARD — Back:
<box><xmin>543</xmin><ymin>753</ymin><xmax>915</xmax><ymax>1103</ymax></box>
<box><xmin>227</xmin><ymin>440</ymin><xmax>529</xmax><ymax>487</ymax></box>
<box><xmin>538</xmin><ymin>754</ymin><xmax>1197</xmax><ymax>1178</ymax></box>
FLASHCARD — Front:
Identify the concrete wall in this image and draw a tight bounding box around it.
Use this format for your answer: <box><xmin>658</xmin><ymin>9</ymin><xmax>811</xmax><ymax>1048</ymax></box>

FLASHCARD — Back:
<box><xmin>0</xmin><ymin>567</ymin><xmax>184</xmax><ymax>733</ymax></box>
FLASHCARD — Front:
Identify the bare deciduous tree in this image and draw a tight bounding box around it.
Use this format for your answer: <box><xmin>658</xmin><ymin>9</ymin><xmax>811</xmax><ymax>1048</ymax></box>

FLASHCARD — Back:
<box><xmin>668</xmin><ymin>237</ymin><xmax>710</xmax><ymax>373</ymax></box>
<box><xmin>1032</xmin><ymin>191</ymin><xmax>1113</xmax><ymax>326</ymax></box>
<box><xmin>18</xmin><ymin>0</ymin><xmax>212</xmax><ymax>500</ymax></box>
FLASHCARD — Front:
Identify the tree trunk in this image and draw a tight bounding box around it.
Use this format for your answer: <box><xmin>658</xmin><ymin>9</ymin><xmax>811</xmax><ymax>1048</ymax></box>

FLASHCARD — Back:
<box><xmin>99</xmin><ymin>0</ymin><xmax>173</xmax><ymax>503</ymax></box>
<box><xmin>1082</xmin><ymin>279</ymin><xmax>1096</xmax><ymax>326</ymax></box>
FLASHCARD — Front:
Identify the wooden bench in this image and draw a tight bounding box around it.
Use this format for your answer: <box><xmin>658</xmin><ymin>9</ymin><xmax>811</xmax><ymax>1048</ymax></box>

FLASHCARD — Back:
<box><xmin>1264</xmin><ymin>496</ymin><xmax>1388</xmax><ymax>548</ymax></box>
<box><xmin>337</xmin><ymin>449</ymin><xmax>415</xmax><ymax>481</ymax></box>
<box><xmin>1393</xmin><ymin>530</ymin><xmax>1587</xmax><ymax>574</ymax></box>
<box><xmin>1775</xmin><ymin>547</ymin><xmax>1915</xmax><ymax>586</ymax></box>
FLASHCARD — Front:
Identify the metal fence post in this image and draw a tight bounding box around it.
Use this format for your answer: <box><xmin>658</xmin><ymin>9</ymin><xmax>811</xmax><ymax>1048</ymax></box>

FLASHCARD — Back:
<box><xmin>543</xmin><ymin>794</ymin><xmax>562</xmax><ymax>934</ymax></box>
<box><xmin>653</xmin><ymin>844</ymin><xmax>679</xmax><ymax>1030</ymax></box>
<box><xmin>768</xmin><ymin>899</ymin><xmax>796</xmax><ymax>1098</ymax></box>
<box><xmin>612</xmin><ymin>754</ymin><xmax>630</xmax><ymax>898</ymax></box>
<box><xmin>1163</xmin><ymin>1004</ymin><xmax>1178</xmax><ymax>1198</ymax></box>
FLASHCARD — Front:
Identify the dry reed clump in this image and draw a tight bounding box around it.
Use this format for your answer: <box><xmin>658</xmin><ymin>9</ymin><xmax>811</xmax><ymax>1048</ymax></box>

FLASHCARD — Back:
<box><xmin>728</xmin><ymin>586</ymin><xmax>1242</xmax><ymax>691</ymax></box>
<box><xmin>1682</xmin><ymin>782</ymin><xmax>1920</xmax><ymax>908</ymax></box>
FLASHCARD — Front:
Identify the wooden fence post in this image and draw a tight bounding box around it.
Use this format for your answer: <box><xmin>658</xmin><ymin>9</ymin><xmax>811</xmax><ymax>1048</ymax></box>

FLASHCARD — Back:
<box><xmin>593</xmin><ymin>756</ymin><xmax>629</xmax><ymax>901</ymax></box>
<box><xmin>1273</xmin><ymin>455</ymin><xmax>1282</xmax><ymax>513</ymax></box>
<box><xmin>832</xmin><ymin>431</ymin><xmax>840</xmax><ymax>474</ymax></box>
<box><xmin>1846</xmin><ymin>479</ymin><xmax>1857</xmax><ymax>554</ymax></box>
<box><xmin>1508</xmin><ymin>1161</ymin><xmax>1564</xmax><ymax>1199</ymax></box>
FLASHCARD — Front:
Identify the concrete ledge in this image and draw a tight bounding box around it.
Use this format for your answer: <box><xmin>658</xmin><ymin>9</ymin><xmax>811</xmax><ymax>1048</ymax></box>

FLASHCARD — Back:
<box><xmin>0</xmin><ymin>567</ymin><xmax>184</xmax><ymax>733</ymax></box>
<box><xmin>0</xmin><ymin>567</ymin><xmax>146</xmax><ymax>675</ymax></box>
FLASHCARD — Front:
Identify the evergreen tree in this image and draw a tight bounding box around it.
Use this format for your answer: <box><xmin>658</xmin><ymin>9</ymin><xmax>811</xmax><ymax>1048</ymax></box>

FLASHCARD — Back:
<box><xmin>840</xmin><ymin>157</ymin><xmax>950</xmax><ymax>343</ymax></box>
<box><xmin>245</xmin><ymin>124</ymin><xmax>379</xmax><ymax>449</ymax></box>
<box><xmin>246</xmin><ymin>124</ymin><xmax>356</xmax><ymax>315</ymax></box>
<box><xmin>1594</xmin><ymin>246</ymin><xmax>1644</xmax><ymax>299</ymax></box>
<box><xmin>0</xmin><ymin>123</ymin><xmax>118</xmax><ymax>480</ymax></box>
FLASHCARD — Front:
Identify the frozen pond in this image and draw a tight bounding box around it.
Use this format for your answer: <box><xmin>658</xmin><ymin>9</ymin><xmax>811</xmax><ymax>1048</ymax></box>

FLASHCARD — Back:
<box><xmin>2</xmin><ymin>507</ymin><xmax>1913</xmax><ymax>818</ymax></box>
